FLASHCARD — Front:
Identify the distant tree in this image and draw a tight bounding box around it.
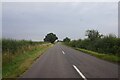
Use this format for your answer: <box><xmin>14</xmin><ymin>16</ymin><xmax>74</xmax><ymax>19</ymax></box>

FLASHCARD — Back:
<box><xmin>44</xmin><ymin>33</ymin><xmax>58</xmax><ymax>43</ymax></box>
<box><xmin>57</xmin><ymin>40</ymin><xmax>62</xmax><ymax>42</ymax></box>
<box><xmin>107</xmin><ymin>34</ymin><xmax>116</xmax><ymax>38</ymax></box>
<box><xmin>85</xmin><ymin>30</ymin><xmax>103</xmax><ymax>41</ymax></box>
<box><xmin>63</xmin><ymin>37</ymin><xmax>71</xmax><ymax>42</ymax></box>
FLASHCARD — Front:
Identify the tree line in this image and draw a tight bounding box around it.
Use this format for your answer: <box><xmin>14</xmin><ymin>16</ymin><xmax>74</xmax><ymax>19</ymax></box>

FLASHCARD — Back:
<box><xmin>30</xmin><ymin>31</ymin><xmax>120</xmax><ymax>56</ymax></box>
<box><xmin>63</xmin><ymin>30</ymin><xmax>120</xmax><ymax>56</ymax></box>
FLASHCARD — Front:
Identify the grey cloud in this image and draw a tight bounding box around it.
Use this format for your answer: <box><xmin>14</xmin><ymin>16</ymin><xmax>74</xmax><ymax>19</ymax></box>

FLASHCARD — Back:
<box><xmin>2</xmin><ymin>2</ymin><xmax>118</xmax><ymax>41</ymax></box>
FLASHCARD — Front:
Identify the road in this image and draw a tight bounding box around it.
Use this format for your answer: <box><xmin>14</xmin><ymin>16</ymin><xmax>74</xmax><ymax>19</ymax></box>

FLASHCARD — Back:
<box><xmin>21</xmin><ymin>43</ymin><xmax>118</xmax><ymax>79</ymax></box>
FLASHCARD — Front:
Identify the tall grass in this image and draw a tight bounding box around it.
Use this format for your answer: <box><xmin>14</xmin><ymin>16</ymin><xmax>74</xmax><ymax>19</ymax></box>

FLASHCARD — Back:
<box><xmin>3</xmin><ymin>43</ymin><xmax>51</xmax><ymax>77</ymax></box>
<box><xmin>2</xmin><ymin>38</ymin><xmax>52</xmax><ymax>77</ymax></box>
<box><xmin>2</xmin><ymin>38</ymin><xmax>44</xmax><ymax>65</ymax></box>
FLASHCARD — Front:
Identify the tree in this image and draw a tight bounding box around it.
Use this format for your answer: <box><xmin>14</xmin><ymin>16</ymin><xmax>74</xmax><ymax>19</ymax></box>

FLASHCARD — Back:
<box><xmin>44</xmin><ymin>33</ymin><xmax>58</xmax><ymax>43</ymax></box>
<box><xmin>85</xmin><ymin>30</ymin><xmax>103</xmax><ymax>41</ymax></box>
<box><xmin>63</xmin><ymin>37</ymin><xmax>71</xmax><ymax>42</ymax></box>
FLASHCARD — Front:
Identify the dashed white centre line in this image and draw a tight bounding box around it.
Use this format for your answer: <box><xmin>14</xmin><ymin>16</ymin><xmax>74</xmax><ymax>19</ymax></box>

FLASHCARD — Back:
<box><xmin>73</xmin><ymin>65</ymin><xmax>87</xmax><ymax>80</ymax></box>
<box><xmin>62</xmin><ymin>51</ymin><xmax>65</xmax><ymax>54</ymax></box>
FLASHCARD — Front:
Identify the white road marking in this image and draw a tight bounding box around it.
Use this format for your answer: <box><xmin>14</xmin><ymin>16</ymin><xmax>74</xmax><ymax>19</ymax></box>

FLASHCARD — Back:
<box><xmin>73</xmin><ymin>65</ymin><xmax>87</xmax><ymax>80</ymax></box>
<box><xmin>62</xmin><ymin>51</ymin><xmax>65</xmax><ymax>54</ymax></box>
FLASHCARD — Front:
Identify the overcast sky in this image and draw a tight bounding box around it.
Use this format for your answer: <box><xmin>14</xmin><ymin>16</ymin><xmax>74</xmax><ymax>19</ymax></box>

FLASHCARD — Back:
<box><xmin>2</xmin><ymin>2</ymin><xmax>118</xmax><ymax>41</ymax></box>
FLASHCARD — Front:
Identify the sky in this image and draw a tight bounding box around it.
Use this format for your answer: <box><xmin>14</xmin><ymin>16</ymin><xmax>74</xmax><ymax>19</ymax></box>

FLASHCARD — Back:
<box><xmin>118</xmin><ymin>2</ymin><xmax>120</xmax><ymax>38</ymax></box>
<box><xmin>2</xmin><ymin>2</ymin><xmax>118</xmax><ymax>41</ymax></box>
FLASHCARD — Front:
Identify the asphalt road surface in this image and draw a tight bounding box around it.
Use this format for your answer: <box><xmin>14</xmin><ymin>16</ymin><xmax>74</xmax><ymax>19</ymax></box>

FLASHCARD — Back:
<box><xmin>21</xmin><ymin>43</ymin><xmax>118</xmax><ymax>79</ymax></box>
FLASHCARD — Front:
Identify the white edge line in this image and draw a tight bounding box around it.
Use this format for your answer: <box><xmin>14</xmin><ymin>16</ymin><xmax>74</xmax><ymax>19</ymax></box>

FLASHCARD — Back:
<box><xmin>62</xmin><ymin>51</ymin><xmax>65</xmax><ymax>54</ymax></box>
<box><xmin>73</xmin><ymin>65</ymin><xmax>87</xmax><ymax>80</ymax></box>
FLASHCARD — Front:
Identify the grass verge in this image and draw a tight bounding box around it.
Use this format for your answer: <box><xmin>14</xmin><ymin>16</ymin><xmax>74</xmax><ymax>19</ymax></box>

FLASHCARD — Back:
<box><xmin>2</xmin><ymin>43</ymin><xmax>53</xmax><ymax>78</ymax></box>
<box><xmin>76</xmin><ymin>48</ymin><xmax>120</xmax><ymax>63</ymax></box>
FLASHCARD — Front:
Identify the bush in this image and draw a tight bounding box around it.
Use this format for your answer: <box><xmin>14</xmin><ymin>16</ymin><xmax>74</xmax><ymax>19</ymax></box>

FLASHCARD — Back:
<box><xmin>64</xmin><ymin>35</ymin><xmax>120</xmax><ymax>56</ymax></box>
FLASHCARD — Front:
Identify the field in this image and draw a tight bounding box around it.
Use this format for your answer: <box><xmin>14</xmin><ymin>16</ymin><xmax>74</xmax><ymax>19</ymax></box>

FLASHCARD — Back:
<box><xmin>2</xmin><ymin>39</ymin><xmax>52</xmax><ymax>78</ymax></box>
